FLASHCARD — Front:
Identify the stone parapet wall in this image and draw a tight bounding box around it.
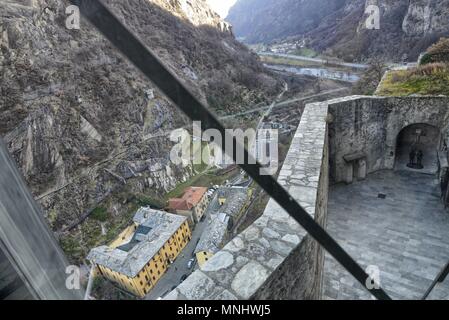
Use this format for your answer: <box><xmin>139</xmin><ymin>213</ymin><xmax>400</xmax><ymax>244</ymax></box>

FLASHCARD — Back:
<box><xmin>328</xmin><ymin>95</ymin><xmax>449</xmax><ymax>183</ymax></box>
<box><xmin>165</xmin><ymin>101</ymin><xmax>330</xmax><ymax>300</ymax></box>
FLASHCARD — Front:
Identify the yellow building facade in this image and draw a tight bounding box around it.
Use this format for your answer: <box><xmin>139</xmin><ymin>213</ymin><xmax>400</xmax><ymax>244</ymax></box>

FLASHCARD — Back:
<box><xmin>88</xmin><ymin>208</ymin><xmax>191</xmax><ymax>297</ymax></box>
<box><xmin>193</xmin><ymin>191</ymin><xmax>209</xmax><ymax>221</ymax></box>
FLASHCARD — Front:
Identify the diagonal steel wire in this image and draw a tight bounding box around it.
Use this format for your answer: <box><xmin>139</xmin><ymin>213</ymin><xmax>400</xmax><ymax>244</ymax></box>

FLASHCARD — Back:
<box><xmin>422</xmin><ymin>261</ymin><xmax>449</xmax><ymax>299</ymax></box>
<box><xmin>70</xmin><ymin>0</ymin><xmax>391</xmax><ymax>300</ymax></box>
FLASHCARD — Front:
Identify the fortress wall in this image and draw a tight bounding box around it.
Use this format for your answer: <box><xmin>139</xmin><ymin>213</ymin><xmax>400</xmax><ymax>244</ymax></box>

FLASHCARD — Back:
<box><xmin>328</xmin><ymin>96</ymin><xmax>449</xmax><ymax>183</ymax></box>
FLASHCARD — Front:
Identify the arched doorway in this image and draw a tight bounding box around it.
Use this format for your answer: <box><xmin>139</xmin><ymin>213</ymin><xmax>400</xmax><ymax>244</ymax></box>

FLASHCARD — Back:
<box><xmin>394</xmin><ymin>123</ymin><xmax>441</xmax><ymax>174</ymax></box>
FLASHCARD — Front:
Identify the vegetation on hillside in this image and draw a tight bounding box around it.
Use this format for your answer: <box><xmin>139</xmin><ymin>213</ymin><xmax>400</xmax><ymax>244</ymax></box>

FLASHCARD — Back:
<box><xmin>420</xmin><ymin>38</ymin><xmax>449</xmax><ymax>65</ymax></box>
<box><xmin>377</xmin><ymin>64</ymin><xmax>449</xmax><ymax>96</ymax></box>
<box><xmin>259</xmin><ymin>55</ymin><xmax>319</xmax><ymax>68</ymax></box>
<box><xmin>60</xmin><ymin>191</ymin><xmax>164</xmax><ymax>264</ymax></box>
<box><xmin>377</xmin><ymin>38</ymin><xmax>449</xmax><ymax>96</ymax></box>
<box><xmin>292</xmin><ymin>47</ymin><xmax>318</xmax><ymax>57</ymax></box>
<box><xmin>163</xmin><ymin>167</ymin><xmax>240</xmax><ymax>201</ymax></box>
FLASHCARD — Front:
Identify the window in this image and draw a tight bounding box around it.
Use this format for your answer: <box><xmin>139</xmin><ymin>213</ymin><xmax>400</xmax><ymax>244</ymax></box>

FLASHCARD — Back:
<box><xmin>145</xmin><ymin>275</ymin><xmax>148</xmax><ymax>281</ymax></box>
<box><xmin>152</xmin><ymin>276</ymin><xmax>156</xmax><ymax>281</ymax></box>
<box><xmin>140</xmin><ymin>281</ymin><xmax>143</xmax><ymax>286</ymax></box>
<box><xmin>158</xmin><ymin>271</ymin><xmax>160</xmax><ymax>275</ymax></box>
<box><xmin>150</xmin><ymin>269</ymin><xmax>153</xmax><ymax>274</ymax></box>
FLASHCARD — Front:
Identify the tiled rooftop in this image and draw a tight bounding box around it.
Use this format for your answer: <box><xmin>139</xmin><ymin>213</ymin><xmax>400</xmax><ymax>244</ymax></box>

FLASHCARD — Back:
<box><xmin>195</xmin><ymin>187</ymin><xmax>249</xmax><ymax>255</ymax></box>
<box><xmin>87</xmin><ymin>208</ymin><xmax>186</xmax><ymax>278</ymax></box>
<box><xmin>168</xmin><ymin>187</ymin><xmax>208</xmax><ymax>211</ymax></box>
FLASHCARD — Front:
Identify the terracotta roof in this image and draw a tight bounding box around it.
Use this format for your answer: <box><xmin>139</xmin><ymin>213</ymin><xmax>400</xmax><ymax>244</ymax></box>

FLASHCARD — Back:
<box><xmin>168</xmin><ymin>187</ymin><xmax>207</xmax><ymax>211</ymax></box>
<box><xmin>168</xmin><ymin>198</ymin><xmax>189</xmax><ymax>211</ymax></box>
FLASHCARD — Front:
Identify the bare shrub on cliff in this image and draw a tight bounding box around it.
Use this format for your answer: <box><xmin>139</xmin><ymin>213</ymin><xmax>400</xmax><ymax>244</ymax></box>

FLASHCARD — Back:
<box><xmin>352</xmin><ymin>57</ymin><xmax>387</xmax><ymax>95</ymax></box>
<box><xmin>409</xmin><ymin>63</ymin><xmax>449</xmax><ymax>77</ymax></box>
<box><xmin>421</xmin><ymin>38</ymin><xmax>449</xmax><ymax>64</ymax></box>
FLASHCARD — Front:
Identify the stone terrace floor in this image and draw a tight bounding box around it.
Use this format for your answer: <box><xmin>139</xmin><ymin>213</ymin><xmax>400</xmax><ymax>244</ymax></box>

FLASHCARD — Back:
<box><xmin>323</xmin><ymin>170</ymin><xmax>449</xmax><ymax>300</ymax></box>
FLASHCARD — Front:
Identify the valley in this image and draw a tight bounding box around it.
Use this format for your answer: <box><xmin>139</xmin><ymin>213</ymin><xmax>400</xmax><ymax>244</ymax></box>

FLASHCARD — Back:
<box><xmin>2</xmin><ymin>0</ymin><xmax>449</xmax><ymax>302</ymax></box>
<box><xmin>228</xmin><ymin>0</ymin><xmax>449</xmax><ymax>63</ymax></box>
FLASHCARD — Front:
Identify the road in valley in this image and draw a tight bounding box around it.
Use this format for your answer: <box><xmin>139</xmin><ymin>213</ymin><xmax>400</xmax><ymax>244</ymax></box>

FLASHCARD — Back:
<box><xmin>258</xmin><ymin>52</ymin><xmax>369</xmax><ymax>69</ymax></box>
<box><xmin>219</xmin><ymin>87</ymin><xmax>349</xmax><ymax>121</ymax></box>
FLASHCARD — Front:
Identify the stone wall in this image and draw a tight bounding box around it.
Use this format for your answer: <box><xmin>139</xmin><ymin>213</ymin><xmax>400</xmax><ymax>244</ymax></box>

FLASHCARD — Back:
<box><xmin>165</xmin><ymin>102</ymin><xmax>330</xmax><ymax>300</ymax></box>
<box><xmin>164</xmin><ymin>94</ymin><xmax>449</xmax><ymax>300</ymax></box>
<box><xmin>328</xmin><ymin>96</ymin><xmax>449</xmax><ymax>183</ymax></box>
<box><xmin>252</xmin><ymin>132</ymin><xmax>329</xmax><ymax>300</ymax></box>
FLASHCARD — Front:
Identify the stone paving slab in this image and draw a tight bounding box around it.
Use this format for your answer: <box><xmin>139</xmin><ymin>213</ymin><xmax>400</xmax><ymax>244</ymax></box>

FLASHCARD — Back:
<box><xmin>323</xmin><ymin>170</ymin><xmax>449</xmax><ymax>300</ymax></box>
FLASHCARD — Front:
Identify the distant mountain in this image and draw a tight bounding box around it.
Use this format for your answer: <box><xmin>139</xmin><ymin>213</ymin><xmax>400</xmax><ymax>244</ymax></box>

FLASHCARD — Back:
<box><xmin>227</xmin><ymin>0</ymin><xmax>346</xmax><ymax>43</ymax></box>
<box><xmin>227</xmin><ymin>0</ymin><xmax>449</xmax><ymax>62</ymax></box>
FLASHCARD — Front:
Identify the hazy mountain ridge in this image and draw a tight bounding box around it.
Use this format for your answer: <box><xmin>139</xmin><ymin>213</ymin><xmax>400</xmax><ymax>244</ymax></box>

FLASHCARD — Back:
<box><xmin>227</xmin><ymin>0</ymin><xmax>347</xmax><ymax>43</ymax></box>
<box><xmin>227</xmin><ymin>0</ymin><xmax>449</xmax><ymax>61</ymax></box>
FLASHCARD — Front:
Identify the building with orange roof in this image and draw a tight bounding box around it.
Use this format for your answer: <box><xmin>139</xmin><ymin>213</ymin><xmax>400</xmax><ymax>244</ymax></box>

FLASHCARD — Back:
<box><xmin>167</xmin><ymin>187</ymin><xmax>209</xmax><ymax>225</ymax></box>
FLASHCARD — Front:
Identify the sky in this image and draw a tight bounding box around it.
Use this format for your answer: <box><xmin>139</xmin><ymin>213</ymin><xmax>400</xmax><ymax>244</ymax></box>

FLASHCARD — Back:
<box><xmin>206</xmin><ymin>0</ymin><xmax>237</xmax><ymax>18</ymax></box>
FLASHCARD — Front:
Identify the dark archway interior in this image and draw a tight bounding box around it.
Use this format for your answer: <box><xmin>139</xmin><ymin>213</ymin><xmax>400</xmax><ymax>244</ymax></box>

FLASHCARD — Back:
<box><xmin>395</xmin><ymin>123</ymin><xmax>441</xmax><ymax>174</ymax></box>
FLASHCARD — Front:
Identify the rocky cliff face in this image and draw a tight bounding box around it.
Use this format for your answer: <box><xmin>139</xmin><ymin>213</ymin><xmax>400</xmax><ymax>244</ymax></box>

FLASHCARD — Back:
<box><xmin>0</xmin><ymin>0</ymin><xmax>280</xmax><ymax>261</ymax></box>
<box><xmin>402</xmin><ymin>0</ymin><xmax>449</xmax><ymax>36</ymax></box>
<box><xmin>150</xmin><ymin>0</ymin><xmax>233</xmax><ymax>33</ymax></box>
<box><xmin>227</xmin><ymin>0</ymin><xmax>449</xmax><ymax>61</ymax></box>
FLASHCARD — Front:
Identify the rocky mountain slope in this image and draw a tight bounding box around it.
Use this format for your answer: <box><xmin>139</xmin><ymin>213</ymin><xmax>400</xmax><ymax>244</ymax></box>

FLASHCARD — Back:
<box><xmin>227</xmin><ymin>0</ymin><xmax>449</xmax><ymax>62</ymax></box>
<box><xmin>0</xmin><ymin>0</ymin><xmax>281</xmax><ymax>261</ymax></box>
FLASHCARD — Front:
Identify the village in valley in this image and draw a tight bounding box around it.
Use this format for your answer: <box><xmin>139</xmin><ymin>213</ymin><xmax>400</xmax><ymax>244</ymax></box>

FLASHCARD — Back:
<box><xmin>87</xmin><ymin>169</ymin><xmax>253</xmax><ymax>299</ymax></box>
